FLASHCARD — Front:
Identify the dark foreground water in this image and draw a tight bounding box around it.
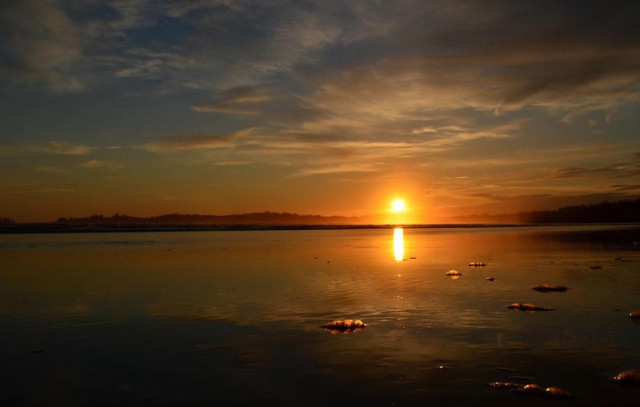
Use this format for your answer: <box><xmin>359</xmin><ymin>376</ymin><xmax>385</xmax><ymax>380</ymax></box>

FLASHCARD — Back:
<box><xmin>1</xmin><ymin>225</ymin><xmax>639</xmax><ymax>406</ymax></box>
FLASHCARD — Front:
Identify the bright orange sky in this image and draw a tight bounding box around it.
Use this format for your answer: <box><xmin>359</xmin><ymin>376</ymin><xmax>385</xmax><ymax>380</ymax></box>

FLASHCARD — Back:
<box><xmin>1</xmin><ymin>1</ymin><xmax>639</xmax><ymax>222</ymax></box>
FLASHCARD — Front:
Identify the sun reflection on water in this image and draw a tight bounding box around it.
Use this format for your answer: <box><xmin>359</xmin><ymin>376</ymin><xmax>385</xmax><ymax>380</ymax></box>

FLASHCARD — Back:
<box><xmin>393</xmin><ymin>227</ymin><xmax>404</xmax><ymax>262</ymax></box>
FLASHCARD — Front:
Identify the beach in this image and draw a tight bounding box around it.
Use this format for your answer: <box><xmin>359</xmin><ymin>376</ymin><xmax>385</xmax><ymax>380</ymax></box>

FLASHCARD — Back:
<box><xmin>1</xmin><ymin>225</ymin><xmax>639</xmax><ymax>406</ymax></box>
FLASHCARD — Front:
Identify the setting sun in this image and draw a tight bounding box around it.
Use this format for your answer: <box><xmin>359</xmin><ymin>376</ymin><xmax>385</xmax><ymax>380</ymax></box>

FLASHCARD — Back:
<box><xmin>391</xmin><ymin>199</ymin><xmax>406</xmax><ymax>212</ymax></box>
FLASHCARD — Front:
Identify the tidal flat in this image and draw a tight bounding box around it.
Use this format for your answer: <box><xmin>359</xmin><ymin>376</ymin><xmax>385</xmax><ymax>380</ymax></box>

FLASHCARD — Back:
<box><xmin>1</xmin><ymin>225</ymin><xmax>639</xmax><ymax>406</ymax></box>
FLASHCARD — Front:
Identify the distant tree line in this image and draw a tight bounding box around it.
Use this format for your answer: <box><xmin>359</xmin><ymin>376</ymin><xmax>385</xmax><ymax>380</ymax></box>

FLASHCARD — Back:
<box><xmin>519</xmin><ymin>197</ymin><xmax>640</xmax><ymax>223</ymax></box>
<box><xmin>56</xmin><ymin>211</ymin><xmax>363</xmax><ymax>226</ymax></box>
<box><xmin>454</xmin><ymin>197</ymin><xmax>640</xmax><ymax>224</ymax></box>
<box><xmin>12</xmin><ymin>196</ymin><xmax>640</xmax><ymax>228</ymax></box>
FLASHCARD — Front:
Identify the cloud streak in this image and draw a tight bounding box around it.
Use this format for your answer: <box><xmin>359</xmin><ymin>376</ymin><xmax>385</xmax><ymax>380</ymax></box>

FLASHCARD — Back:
<box><xmin>0</xmin><ymin>141</ymin><xmax>91</xmax><ymax>155</ymax></box>
<box><xmin>192</xmin><ymin>86</ymin><xmax>278</xmax><ymax>115</ymax></box>
<box><xmin>0</xmin><ymin>0</ymin><xmax>83</xmax><ymax>91</ymax></box>
<box><xmin>80</xmin><ymin>160</ymin><xmax>124</xmax><ymax>170</ymax></box>
<box><xmin>143</xmin><ymin>129</ymin><xmax>256</xmax><ymax>153</ymax></box>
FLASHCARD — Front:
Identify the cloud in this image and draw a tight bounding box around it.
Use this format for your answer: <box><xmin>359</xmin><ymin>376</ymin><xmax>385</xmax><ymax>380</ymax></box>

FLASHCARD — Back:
<box><xmin>34</xmin><ymin>166</ymin><xmax>69</xmax><ymax>175</ymax></box>
<box><xmin>215</xmin><ymin>161</ymin><xmax>252</xmax><ymax>166</ymax></box>
<box><xmin>3</xmin><ymin>0</ymin><xmax>636</xmax><ymax>112</ymax></box>
<box><xmin>255</xmin><ymin>9</ymin><xmax>341</xmax><ymax>74</ymax></box>
<box><xmin>302</xmin><ymin>52</ymin><xmax>638</xmax><ymax>121</ymax></box>
<box><xmin>609</xmin><ymin>184</ymin><xmax>640</xmax><ymax>192</ymax></box>
<box><xmin>114</xmin><ymin>49</ymin><xmax>195</xmax><ymax>79</ymax></box>
<box><xmin>551</xmin><ymin>161</ymin><xmax>640</xmax><ymax>179</ymax></box>
<box><xmin>0</xmin><ymin>0</ymin><xmax>83</xmax><ymax>91</ymax></box>
<box><xmin>0</xmin><ymin>141</ymin><xmax>91</xmax><ymax>155</ymax></box>
<box><xmin>1</xmin><ymin>0</ymin><xmax>639</xmax><ymax>218</ymax></box>
<box><xmin>80</xmin><ymin>160</ymin><xmax>123</xmax><ymax>170</ymax></box>
<box><xmin>292</xmin><ymin>163</ymin><xmax>379</xmax><ymax>177</ymax></box>
<box><xmin>0</xmin><ymin>185</ymin><xmax>74</xmax><ymax>195</ymax></box>
<box><xmin>192</xmin><ymin>86</ymin><xmax>277</xmax><ymax>115</ymax></box>
<box><xmin>143</xmin><ymin>128</ymin><xmax>255</xmax><ymax>153</ymax></box>
<box><xmin>45</xmin><ymin>141</ymin><xmax>92</xmax><ymax>155</ymax></box>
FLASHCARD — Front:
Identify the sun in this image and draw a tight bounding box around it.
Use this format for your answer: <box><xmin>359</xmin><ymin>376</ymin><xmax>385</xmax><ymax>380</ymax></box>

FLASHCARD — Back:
<box><xmin>391</xmin><ymin>199</ymin><xmax>406</xmax><ymax>212</ymax></box>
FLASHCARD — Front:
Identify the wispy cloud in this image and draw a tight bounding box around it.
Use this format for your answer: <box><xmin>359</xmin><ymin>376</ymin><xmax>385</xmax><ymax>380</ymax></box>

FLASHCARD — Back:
<box><xmin>0</xmin><ymin>185</ymin><xmax>74</xmax><ymax>195</ymax></box>
<box><xmin>0</xmin><ymin>0</ymin><xmax>83</xmax><ymax>91</ymax></box>
<box><xmin>143</xmin><ymin>128</ymin><xmax>256</xmax><ymax>153</ymax></box>
<box><xmin>551</xmin><ymin>158</ymin><xmax>640</xmax><ymax>179</ymax></box>
<box><xmin>609</xmin><ymin>184</ymin><xmax>640</xmax><ymax>192</ymax></box>
<box><xmin>292</xmin><ymin>163</ymin><xmax>379</xmax><ymax>177</ymax></box>
<box><xmin>192</xmin><ymin>86</ymin><xmax>277</xmax><ymax>115</ymax></box>
<box><xmin>80</xmin><ymin>160</ymin><xmax>123</xmax><ymax>170</ymax></box>
<box><xmin>45</xmin><ymin>141</ymin><xmax>92</xmax><ymax>155</ymax></box>
<box><xmin>114</xmin><ymin>48</ymin><xmax>195</xmax><ymax>79</ymax></box>
<box><xmin>215</xmin><ymin>161</ymin><xmax>252</xmax><ymax>166</ymax></box>
<box><xmin>34</xmin><ymin>166</ymin><xmax>69</xmax><ymax>175</ymax></box>
<box><xmin>0</xmin><ymin>141</ymin><xmax>91</xmax><ymax>155</ymax></box>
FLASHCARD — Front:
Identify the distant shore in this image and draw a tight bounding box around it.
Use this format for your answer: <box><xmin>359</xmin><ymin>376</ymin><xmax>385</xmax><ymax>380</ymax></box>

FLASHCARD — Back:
<box><xmin>1</xmin><ymin>222</ymin><xmax>639</xmax><ymax>234</ymax></box>
<box><xmin>2</xmin><ymin>197</ymin><xmax>638</xmax><ymax>233</ymax></box>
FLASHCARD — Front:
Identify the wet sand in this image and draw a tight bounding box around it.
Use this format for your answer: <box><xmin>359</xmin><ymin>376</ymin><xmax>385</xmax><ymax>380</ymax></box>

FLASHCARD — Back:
<box><xmin>0</xmin><ymin>225</ymin><xmax>639</xmax><ymax>406</ymax></box>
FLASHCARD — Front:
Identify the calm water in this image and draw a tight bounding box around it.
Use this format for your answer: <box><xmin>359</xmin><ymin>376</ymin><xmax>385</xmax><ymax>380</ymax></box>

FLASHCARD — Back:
<box><xmin>1</xmin><ymin>225</ymin><xmax>639</xmax><ymax>406</ymax></box>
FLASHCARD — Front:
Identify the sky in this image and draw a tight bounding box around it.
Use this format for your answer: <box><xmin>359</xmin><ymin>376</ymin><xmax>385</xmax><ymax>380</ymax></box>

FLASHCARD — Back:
<box><xmin>1</xmin><ymin>0</ymin><xmax>639</xmax><ymax>222</ymax></box>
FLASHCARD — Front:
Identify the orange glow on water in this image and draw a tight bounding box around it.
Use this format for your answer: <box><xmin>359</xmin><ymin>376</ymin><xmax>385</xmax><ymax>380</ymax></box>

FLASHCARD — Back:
<box><xmin>393</xmin><ymin>227</ymin><xmax>404</xmax><ymax>261</ymax></box>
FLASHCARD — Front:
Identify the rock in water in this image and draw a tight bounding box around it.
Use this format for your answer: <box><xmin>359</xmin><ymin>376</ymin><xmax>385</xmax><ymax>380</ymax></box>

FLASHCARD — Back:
<box><xmin>321</xmin><ymin>319</ymin><xmax>366</xmax><ymax>334</ymax></box>
<box><xmin>613</xmin><ymin>370</ymin><xmax>640</xmax><ymax>385</ymax></box>
<box><xmin>545</xmin><ymin>387</ymin><xmax>571</xmax><ymax>398</ymax></box>
<box><xmin>629</xmin><ymin>311</ymin><xmax>640</xmax><ymax>320</ymax></box>
<box><xmin>446</xmin><ymin>270</ymin><xmax>461</xmax><ymax>276</ymax></box>
<box><xmin>468</xmin><ymin>262</ymin><xmax>486</xmax><ymax>267</ymax></box>
<box><xmin>533</xmin><ymin>284</ymin><xmax>568</xmax><ymax>292</ymax></box>
<box><xmin>507</xmin><ymin>303</ymin><xmax>555</xmax><ymax>312</ymax></box>
<box><xmin>490</xmin><ymin>382</ymin><xmax>571</xmax><ymax>398</ymax></box>
<box><xmin>486</xmin><ymin>277</ymin><xmax>495</xmax><ymax>281</ymax></box>
<box><xmin>489</xmin><ymin>382</ymin><xmax>523</xmax><ymax>390</ymax></box>
<box><xmin>517</xmin><ymin>384</ymin><xmax>545</xmax><ymax>394</ymax></box>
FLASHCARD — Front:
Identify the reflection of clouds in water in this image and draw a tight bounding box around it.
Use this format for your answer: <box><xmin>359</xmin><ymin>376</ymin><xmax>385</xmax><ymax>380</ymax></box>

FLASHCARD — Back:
<box><xmin>4</xmin><ymin>228</ymin><xmax>639</xmax><ymax>364</ymax></box>
<box><xmin>5</xmin><ymin>228</ymin><xmax>640</xmax><ymax>407</ymax></box>
<box><xmin>141</xmin><ymin>229</ymin><xmax>520</xmax><ymax>336</ymax></box>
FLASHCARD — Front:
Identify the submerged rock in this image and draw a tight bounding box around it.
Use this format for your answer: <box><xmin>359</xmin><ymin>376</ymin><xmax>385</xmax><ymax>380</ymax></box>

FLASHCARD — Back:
<box><xmin>613</xmin><ymin>370</ymin><xmax>640</xmax><ymax>385</ymax></box>
<box><xmin>321</xmin><ymin>319</ymin><xmax>366</xmax><ymax>334</ymax></box>
<box><xmin>533</xmin><ymin>284</ymin><xmax>568</xmax><ymax>292</ymax></box>
<box><xmin>469</xmin><ymin>262</ymin><xmax>487</xmax><ymax>267</ymax></box>
<box><xmin>490</xmin><ymin>382</ymin><xmax>571</xmax><ymax>398</ymax></box>
<box><xmin>590</xmin><ymin>265</ymin><xmax>602</xmax><ymax>269</ymax></box>
<box><xmin>517</xmin><ymin>383</ymin><xmax>545</xmax><ymax>394</ymax></box>
<box><xmin>446</xmin><ymin>270</ymin><xmax>461</xmax><ymax>276</ymax></box>
<box><xmin>507</xmin><ymin>303</ymin><xmax>555</xmax><ymax>312</ymax></box>
<box><xmin>489</xmin><ymin>381</ymin><xmax>522</xmax><ymax>389</ymax></box>
<box><xmin>545</xmin><ymin>387</ymin><xmax>571</xmax><ymax>398</ymax></box>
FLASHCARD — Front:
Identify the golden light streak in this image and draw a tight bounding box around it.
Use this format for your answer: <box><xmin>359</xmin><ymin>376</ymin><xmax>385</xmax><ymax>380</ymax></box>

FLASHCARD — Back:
<box><xmin>393</xmin><ymin>227</ymin><xmax>404</xmax><ymax>262</ymax></box>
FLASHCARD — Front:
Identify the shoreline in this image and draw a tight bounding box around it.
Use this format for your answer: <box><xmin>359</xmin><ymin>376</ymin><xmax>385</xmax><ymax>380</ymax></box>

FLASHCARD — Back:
<box><xmin>1</xmin><ymin>222</ymin><xmax>639</xmax><ymax>235</ymax></box>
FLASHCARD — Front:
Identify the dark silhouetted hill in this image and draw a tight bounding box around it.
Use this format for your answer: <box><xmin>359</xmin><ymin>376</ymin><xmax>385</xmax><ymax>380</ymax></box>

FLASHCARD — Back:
<box><xmin>452</xmin><ymin>197</ymin><xmax>640</xmax><ymax>224</ymax></box>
